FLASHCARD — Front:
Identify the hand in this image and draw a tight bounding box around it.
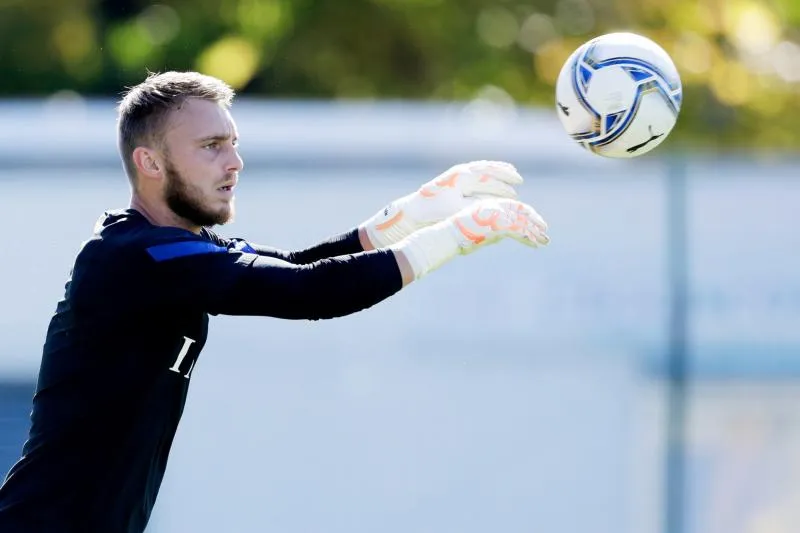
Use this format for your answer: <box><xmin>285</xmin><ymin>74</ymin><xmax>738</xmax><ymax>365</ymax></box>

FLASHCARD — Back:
<box><xmin>448</xmin><ymin>198</ymin><xmax>550</xmax><ymax>252</ymax></box>
<box><xmin>362</xmin><ymin>161</ymin><xmax>524</xmax><ymax>249</ymax></box>
<box><xmin>390</xmin><ymin>198</ymin><xmax>550</xmax><ymax>280</ymax></box>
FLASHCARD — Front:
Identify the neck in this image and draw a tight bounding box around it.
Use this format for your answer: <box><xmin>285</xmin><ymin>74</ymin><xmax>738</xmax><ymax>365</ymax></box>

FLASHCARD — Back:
<box><xmin>129</xmin><ymin>192</ymin><xmax>202</xmax><ymax>235</ymax></box>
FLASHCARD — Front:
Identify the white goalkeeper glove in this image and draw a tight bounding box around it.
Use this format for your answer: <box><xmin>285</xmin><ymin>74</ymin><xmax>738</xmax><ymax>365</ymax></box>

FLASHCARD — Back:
<box><xmin>390</xmin><ymin>198</ymin><xmax>550</xmax><ymax>280</ymax></box>
<box><xmin>362</xmin><ymin>160</ymin><xmax>524</xmax><ymax>249</ymax></box>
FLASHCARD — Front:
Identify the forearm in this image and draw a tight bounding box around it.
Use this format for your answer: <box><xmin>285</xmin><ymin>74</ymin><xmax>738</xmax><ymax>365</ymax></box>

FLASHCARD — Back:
<box><xmin>217</xmin><ymin>249</ymin><xmax>408</xmax><ymax>320</ymax></box>
<box><xmin>244</xmin><ymin>229</ymin><xmax>367</xmax><ymax>264</ymax></box>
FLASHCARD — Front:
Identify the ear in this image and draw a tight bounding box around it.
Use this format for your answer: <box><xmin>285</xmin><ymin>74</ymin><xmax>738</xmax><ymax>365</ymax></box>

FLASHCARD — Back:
<box><xmin>132</xmin><ymin>146</ymin><xmax>163</xmax><ymax>180</ymax></box>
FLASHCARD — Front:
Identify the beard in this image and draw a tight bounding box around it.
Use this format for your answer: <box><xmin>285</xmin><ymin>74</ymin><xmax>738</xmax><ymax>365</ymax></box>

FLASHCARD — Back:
<box><xmin>163</xmin><ymin>160</ymin><xmax>234</xmax><ymax>228</ymax></box>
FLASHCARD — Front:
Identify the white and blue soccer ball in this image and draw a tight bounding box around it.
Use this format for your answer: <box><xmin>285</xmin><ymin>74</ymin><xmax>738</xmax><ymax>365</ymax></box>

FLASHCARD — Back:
<box><xmin>555</xmin><ymin>32</ymin><xmax>683</xmax><ymax>158</ymax></box>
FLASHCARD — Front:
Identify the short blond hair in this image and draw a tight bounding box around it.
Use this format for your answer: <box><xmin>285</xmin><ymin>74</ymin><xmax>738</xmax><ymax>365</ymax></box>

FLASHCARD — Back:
<box><xmin>117</xmin><ymin>71</ymin><xmax>235</xmax><ymax>182</ymax></box>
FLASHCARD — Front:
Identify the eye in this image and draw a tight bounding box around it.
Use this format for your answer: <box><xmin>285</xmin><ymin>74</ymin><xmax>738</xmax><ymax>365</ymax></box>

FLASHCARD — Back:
<box><xmin>204</xmin><ymin>142</ymin><xmax>219</xmax><ymax>150</ymax></box>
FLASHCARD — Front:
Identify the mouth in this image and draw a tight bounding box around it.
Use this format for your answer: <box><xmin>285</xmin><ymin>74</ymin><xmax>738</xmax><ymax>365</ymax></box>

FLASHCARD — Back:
<box><xmin>217</xmin><ymin>183</ymin><xmax>236</xmax><ymax>192</ymax></box>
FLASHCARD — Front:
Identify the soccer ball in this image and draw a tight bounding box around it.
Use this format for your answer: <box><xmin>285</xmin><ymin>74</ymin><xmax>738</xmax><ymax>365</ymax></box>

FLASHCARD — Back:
<box><xmin>555</xmin><ymin>32</ymin><xmax>682</xmax><ymax>158</ymax></box>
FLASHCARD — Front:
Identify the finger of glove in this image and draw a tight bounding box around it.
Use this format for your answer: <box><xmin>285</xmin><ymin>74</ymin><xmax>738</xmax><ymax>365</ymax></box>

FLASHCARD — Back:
<box><xmin>517</xmin><ymin>203</ymin><xmax>548</xmax><ymax>233</ymax></box>
<box><xmin>511</xmin><ymin>225</ymin><xmax>550</xmax><ymax>247</ymax></box>
<box><xmin>524</xmin><ymin>214</ymin><xmax>550</xmax><ymax>246</ymax></box>
<box><xmin>480</xmin><ymin>162</ymin><xmax>524</xmax><ymax>185</ymax></box>
<box><xmin>462</xmin><ymin>177</ymin><xmax>518</xmax><ymax>199</ymax></box>
<box><xmin>511</xmin><ymin>234</ymin><xmax>541</xmax><ymax>248</ymax></box>
<box><xmin>507</xmin><ymin>204</ymin><xmax>549</xmax><ymax>246</ymax></box>
<box><xmin>532</xmin><ymin>228</ymin><xmax>551</xmax><ymax>246</ymax></box>
<box><xmin>472</xmin><ymin>160</ymin><xmax>518</xmax><ymax>172</ymax></box>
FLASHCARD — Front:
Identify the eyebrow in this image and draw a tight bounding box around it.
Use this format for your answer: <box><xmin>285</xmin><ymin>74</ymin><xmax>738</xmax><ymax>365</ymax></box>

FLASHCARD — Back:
<box><xmin>195</xmin><ymin>133</ymin><xmax>238</xmax><ymax>143</ymax></box>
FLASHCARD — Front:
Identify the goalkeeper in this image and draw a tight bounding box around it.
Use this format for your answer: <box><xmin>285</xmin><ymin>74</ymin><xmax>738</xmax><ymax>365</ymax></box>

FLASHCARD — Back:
<box><xmin>0</xmin><ymin>71</ymin><xmax>549</xmax><ymax>533</ymax></box>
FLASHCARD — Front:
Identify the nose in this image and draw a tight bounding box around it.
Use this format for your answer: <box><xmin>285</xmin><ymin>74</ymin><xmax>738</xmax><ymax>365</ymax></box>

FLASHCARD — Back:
<box><xmin>227</xmin><ymin>146</ymin><xmax>244</xmax><ymax>173</ymax></box>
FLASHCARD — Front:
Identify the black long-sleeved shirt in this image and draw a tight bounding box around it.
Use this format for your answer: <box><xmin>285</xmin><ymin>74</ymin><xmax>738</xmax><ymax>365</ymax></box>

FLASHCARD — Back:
<box><xmin>0</xmin><ymin>208</ymin><xmax>402</xmax><ymax>533</ymax></box>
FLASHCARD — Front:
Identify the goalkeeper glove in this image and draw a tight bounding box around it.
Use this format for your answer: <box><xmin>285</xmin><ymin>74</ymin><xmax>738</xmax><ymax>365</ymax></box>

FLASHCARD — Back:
<box><xmin>390</xmin><ymin>198</ymin><xmax>550</xmax><ymax>280</ymax></box>
<box><xmin>362</xmin><ymin>160</ymin><xmax>524</xmax><ymax>249</ymax></box>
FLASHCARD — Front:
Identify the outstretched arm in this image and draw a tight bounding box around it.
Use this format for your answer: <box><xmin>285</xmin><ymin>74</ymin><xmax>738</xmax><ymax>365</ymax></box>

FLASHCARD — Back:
<box><xmin>145</xmin><ymin>198</ymin><xmax>548</xmax><ymax>321</ymax></box>
<box><xmin>143</xmin><ymin>235</ymin><xmax>413</xmax><ymax>321</ymax></box>
<box><xmin>227</xmin><ymin>160</ymin><xmax>525</xmax><ymax>263</ymax></box>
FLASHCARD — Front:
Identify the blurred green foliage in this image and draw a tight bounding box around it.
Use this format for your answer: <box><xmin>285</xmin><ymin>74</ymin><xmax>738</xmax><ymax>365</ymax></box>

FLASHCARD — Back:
<box><xmin>0</xmin><ymin>0</ymin><xmax>798</xmax><ymax>150</ymax></box>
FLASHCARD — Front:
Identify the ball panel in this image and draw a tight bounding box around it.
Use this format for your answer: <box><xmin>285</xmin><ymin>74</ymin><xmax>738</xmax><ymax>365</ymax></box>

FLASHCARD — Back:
<box><xmin>591</xmin><ymin>92</ymin><xmax>679</xmax><ymax>158</ymax></box>
<box><xmin>555</xmin><ymin>46</ymin><xmax>597</xmax><ymax>139</ymax></box>
<box><xmin>585</xmin><ymin>66</ymin><xmax>638</xmax><ymax>116</ymax></box>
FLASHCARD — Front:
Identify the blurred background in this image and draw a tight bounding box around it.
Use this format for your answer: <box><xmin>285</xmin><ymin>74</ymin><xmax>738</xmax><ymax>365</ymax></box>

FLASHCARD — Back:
<box><xmin>0</xmin><ymin>1</ymin><xmax>798</xmax><ymax>532</ymax></box>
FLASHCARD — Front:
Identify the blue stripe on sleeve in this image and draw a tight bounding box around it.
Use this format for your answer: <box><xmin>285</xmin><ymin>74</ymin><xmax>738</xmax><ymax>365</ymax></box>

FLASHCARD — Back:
<box><xmin>146</xmin><ymin>241</ymin><xmax>229</xmax><ymax>262</ymax></box>
<box><xmin>232</xmin><ymin>240</ymin><xmax>257</xmax><ymax>254</ymax></box>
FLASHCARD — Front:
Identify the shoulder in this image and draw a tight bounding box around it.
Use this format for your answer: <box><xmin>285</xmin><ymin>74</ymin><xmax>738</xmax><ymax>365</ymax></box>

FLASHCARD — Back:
<box><xmin>86</xmin><ymin>209</ymin><xmax>220</xmax><ymax>260</ymax></box>
<box><xmin>76</xmin><ymin>210</ymin><xmax>258</xmax><ymax>276</ymax></box>
<box><xmin>69</xmin><ymin>210</ymin><xmax>252</xmax><ymax>297</ymax></box>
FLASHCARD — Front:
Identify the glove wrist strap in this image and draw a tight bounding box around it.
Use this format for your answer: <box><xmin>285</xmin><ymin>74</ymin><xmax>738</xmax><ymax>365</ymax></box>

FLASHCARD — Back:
<box><xmin>362</xmin><ymin>197</ymin><xmax>418</xmax><ymax>248</ymax></box>
<box><xmin>389</xmin><ymin>222</ymin><xmax>461</xmax><ymax>279</ymax></box>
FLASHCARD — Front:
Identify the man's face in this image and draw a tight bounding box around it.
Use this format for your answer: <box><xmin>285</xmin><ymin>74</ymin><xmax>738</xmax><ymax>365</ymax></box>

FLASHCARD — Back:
<box><xmin>160</xmin><ymin>98</ymin><xmax>243</xmax><ymax>227</ymax></box>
